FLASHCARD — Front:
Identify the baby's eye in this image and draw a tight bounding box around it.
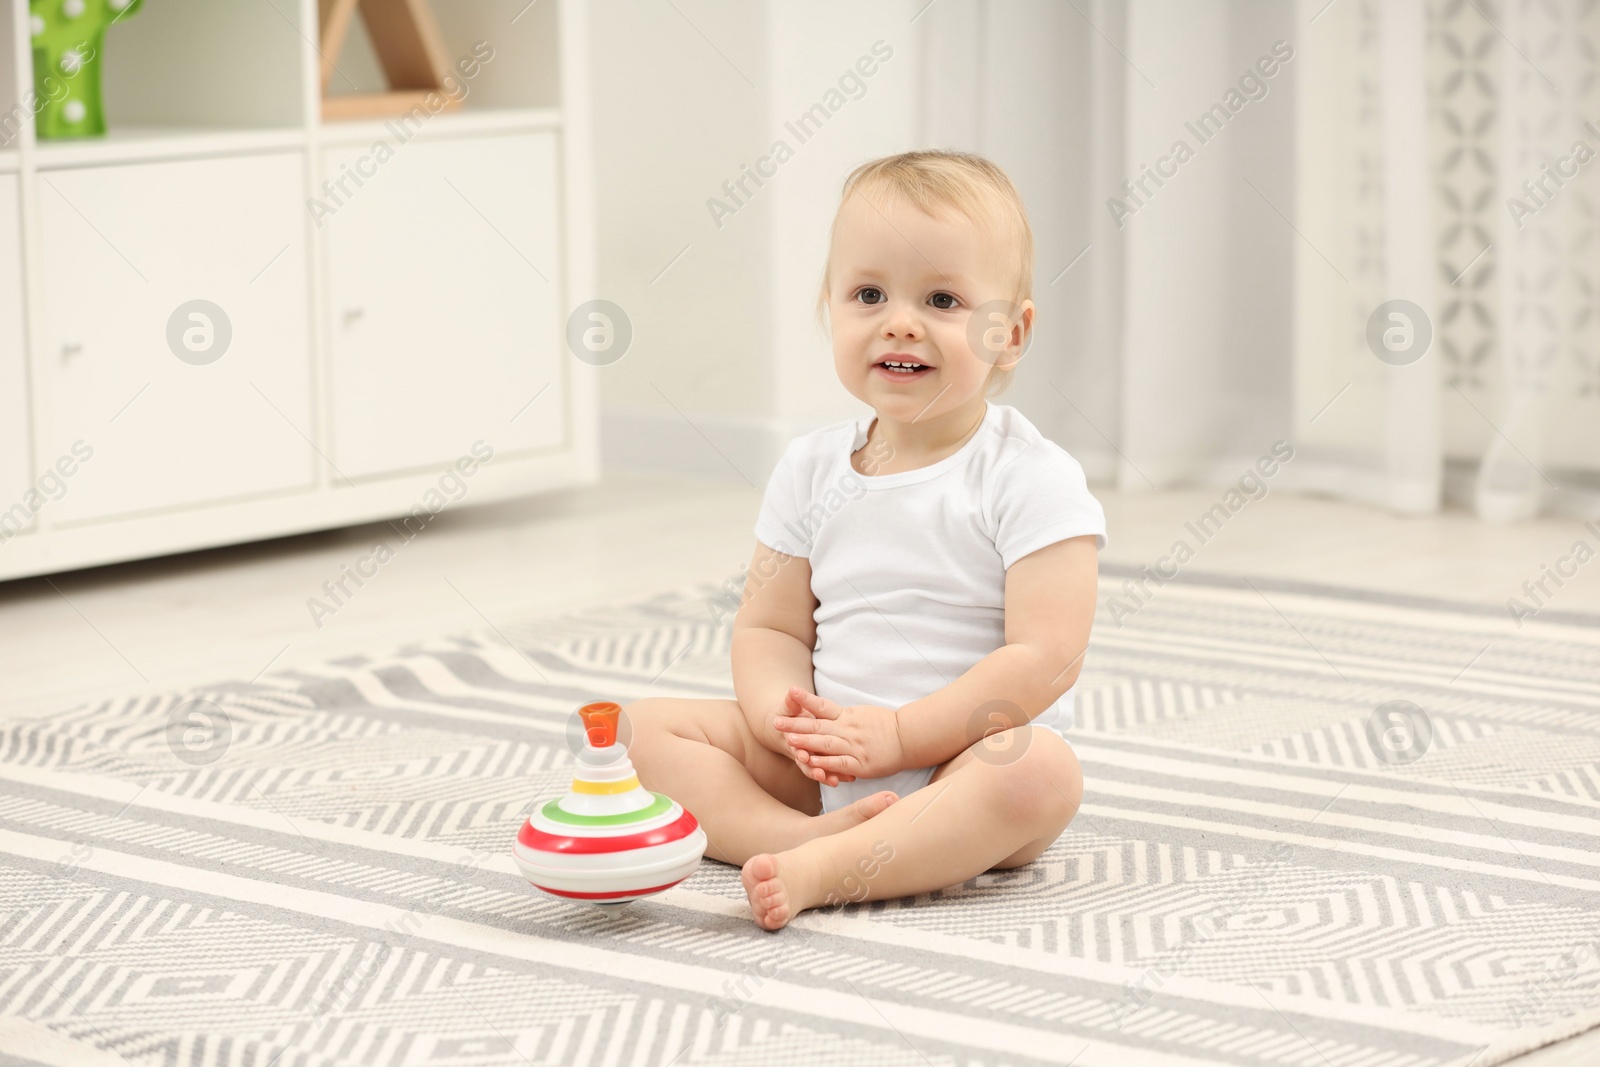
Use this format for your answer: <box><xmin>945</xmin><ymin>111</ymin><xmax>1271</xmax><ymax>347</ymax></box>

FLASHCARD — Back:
<box><xmin>856</xmin><ymin>286</ymin><xmax>885</xmax><ymax>305</ymax></box>
<box><xmin>929</xmin><ymin>292</ymin><xmax>959</xmax><ymax>310</ymax></box>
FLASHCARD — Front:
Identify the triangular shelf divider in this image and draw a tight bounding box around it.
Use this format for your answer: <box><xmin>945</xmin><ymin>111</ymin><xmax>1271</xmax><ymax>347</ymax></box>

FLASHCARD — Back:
<box><xmin>317</xmin><ymin>0</ymin><xmax>463</xmax><ymax>121</ymax></box>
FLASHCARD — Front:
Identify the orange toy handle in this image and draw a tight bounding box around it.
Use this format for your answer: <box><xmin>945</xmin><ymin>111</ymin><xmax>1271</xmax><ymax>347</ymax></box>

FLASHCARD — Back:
<box><xmin>579</xmin><ymin>701</ymin><xmax>622</xmax><ymax>748</ymax></box>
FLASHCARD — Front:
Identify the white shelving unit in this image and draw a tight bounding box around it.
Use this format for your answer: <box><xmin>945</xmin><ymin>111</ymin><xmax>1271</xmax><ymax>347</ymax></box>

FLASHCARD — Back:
<box><xmin>0</xmin><ymin>0</ymin><xmax>596</xmax><ymax>581</ymax></box>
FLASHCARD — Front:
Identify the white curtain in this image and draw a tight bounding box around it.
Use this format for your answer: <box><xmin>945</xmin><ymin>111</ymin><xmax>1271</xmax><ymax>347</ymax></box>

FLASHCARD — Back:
<box><xmin>1292</xmin><ymin>0</ymin><xmax>1441</xmax><ymax>514</ymax></box>
<box><xmin>916</xmin><ymin>0</ymin><xmax>1600</xmax><ymax>521</ymax></box>
<box><xmin>1472</xmin><ymin>0</ymin><xmax>1600</xmax><ymax>521</ymax></box>
<box><xmin>1295</xmin><ymin>0</ymin><xmax>1600</xmax><ymax>521</ymax></box>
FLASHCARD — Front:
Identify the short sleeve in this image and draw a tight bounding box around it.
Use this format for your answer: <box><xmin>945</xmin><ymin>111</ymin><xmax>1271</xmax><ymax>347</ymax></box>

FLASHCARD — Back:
<box><xmin>754</xmin><ymin>439</ymin><xmax>813</xmax><ymax>557</ymax></box>
<box><xmin>988</xmin><ymin>441</ymin><xmax>1107</xmax><ymax>569</ymax></box>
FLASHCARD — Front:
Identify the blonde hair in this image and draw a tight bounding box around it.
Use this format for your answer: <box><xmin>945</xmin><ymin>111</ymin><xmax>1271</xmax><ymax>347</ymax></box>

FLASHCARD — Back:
<box><xmin>815</xmin><ymin>150</ymin><xmax>1034</xmax><ymax>398</ymax></box>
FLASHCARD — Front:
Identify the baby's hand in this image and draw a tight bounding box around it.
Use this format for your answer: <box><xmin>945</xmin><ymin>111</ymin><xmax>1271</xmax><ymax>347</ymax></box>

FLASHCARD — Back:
<box><xmin>779</xmin><ymin>688</ymin><xmax>855</xmax><ymax>787</ymax></box>
<box><xmin>775</xmin><ymin>686</ymin><xmax>905</xmax><ymax>782</ymax></box>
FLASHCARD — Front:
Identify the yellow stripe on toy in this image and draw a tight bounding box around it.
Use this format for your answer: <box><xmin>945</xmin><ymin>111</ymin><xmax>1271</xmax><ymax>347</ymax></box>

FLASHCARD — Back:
<box><xmin>571</xmin><ymin>775</ymin><xmax>641</xmax><ymax>795</ymax></box>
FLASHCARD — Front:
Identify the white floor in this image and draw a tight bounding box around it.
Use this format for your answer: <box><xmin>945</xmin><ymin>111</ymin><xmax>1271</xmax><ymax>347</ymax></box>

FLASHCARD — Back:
<box><xmin>0</xmin><ymin>470</ymin><xmax>1596</xmax><ymax>1064</ymax></box>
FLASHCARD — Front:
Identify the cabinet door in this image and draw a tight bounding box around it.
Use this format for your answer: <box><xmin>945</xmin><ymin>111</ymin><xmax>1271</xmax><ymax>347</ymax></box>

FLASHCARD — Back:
<box><xmin>39</xmin><ymin>153</ymin><xmax>315</xmax><ymax>523</ymax></box>
<box><xmin>0</xmin><ymin>175</ymin><xmax>32</xmax><ymax>539</ymax></box>
<box><xmin>322</xmin><ymin>131</ymin><xmax>564</xmax><ymax>478</ymax></box>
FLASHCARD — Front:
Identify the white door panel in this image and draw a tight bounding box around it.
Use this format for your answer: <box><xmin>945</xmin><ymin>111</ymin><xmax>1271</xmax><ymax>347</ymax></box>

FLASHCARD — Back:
<box><xmin>322</xmin><ymin>131</ymin><xmax>564</xmax><ymax>478</ymax></box>
<box><xmin>39</xmin><ymin>153</ymin><xmax>315</xmax><ymax>523</ymax></box>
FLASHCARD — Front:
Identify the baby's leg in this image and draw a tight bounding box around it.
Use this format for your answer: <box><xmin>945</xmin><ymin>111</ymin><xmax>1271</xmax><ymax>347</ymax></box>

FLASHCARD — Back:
<box><xmin>740</xmin><ymin>726</ymin><xmax>1081</xmax><ymax>930</ymax></box>
<box><xmin>625</xmin><ymin>697</ymin><xmax>900</xmax><ymax>867</ymax></box>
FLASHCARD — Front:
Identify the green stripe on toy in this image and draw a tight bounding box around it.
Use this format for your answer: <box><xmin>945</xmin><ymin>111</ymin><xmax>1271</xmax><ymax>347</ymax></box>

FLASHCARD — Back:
<box><xmin>541</xmin><ymin>793</ymin><xmax>672</xmax><ymax>826</ymax></box>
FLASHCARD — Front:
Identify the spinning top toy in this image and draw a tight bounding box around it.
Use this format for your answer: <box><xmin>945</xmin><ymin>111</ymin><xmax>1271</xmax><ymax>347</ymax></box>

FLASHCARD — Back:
<box><xmin>514</xmin><ymin>701</ymin><xmax>707</xmax><ymax>907</ymax></box>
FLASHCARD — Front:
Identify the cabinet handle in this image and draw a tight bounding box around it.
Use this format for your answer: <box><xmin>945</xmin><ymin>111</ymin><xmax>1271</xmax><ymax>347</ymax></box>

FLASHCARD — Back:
<box><xmin>61</xmin><ymin>342</ymin><xmax>82</xmax><ymax>358</ymax></box>
<box><xmin>343</xmin><ymin>308</ymin><xmax>364</xmax><ymax>326</ymax></box>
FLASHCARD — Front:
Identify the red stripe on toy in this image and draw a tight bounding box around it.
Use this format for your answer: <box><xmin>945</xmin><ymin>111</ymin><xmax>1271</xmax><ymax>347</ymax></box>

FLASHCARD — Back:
<box><xmin>541</xmin><ymin>878</ymin><xmax>686</xmax><ymax>900</ymax></box>
<box><xmin>518</xmin><ymin>809</ymin><xmax>700</xmax><ymax>854</ymax></box>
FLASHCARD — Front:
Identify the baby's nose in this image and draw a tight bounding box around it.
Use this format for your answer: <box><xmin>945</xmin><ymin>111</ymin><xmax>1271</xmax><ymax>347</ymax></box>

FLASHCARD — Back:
<box><xmin>883</xmin><ymin>313</ymin><xmax>920</xmax><ymax>338</ymax></box>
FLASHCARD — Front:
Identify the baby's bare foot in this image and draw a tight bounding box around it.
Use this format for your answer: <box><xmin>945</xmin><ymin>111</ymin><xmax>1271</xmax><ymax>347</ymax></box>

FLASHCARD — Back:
<box><xmin>807</xmin><ymin>790</ymin><xmax>898</xmax><ymax>842</ymax></box>
<box><xmin>741</xmin><ymin>851</ymin><xmax>815</xmax><ymax>931</ymax></box>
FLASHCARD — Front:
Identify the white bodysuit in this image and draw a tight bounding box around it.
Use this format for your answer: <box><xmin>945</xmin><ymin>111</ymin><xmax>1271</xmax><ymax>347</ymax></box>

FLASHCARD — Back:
<box><xmin>753</xmin><ymin>401</ymin><xmax>1108</xmax><ymax>814</ymax></box>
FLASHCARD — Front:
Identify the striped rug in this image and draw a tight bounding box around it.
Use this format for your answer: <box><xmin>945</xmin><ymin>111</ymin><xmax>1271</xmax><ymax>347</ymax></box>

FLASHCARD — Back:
<box><xmin>1</xmin><ymin>565</ymin><xmax>1597</xmax><ymax>1066</ymax></box>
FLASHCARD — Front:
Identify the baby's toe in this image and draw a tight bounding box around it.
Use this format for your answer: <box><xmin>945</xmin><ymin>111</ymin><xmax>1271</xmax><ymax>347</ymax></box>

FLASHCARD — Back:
<box><xmin>740</xmin><ymin>854</ymin><xmax>793</xmax><ymax>931</ymax></box>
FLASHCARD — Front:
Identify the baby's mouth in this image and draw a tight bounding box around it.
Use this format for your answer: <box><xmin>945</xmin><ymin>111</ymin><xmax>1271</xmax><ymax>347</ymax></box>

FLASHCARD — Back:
<box><xmin>874</xmin><ymin>359</ymin><xmax>934</xmax><ymax>377</ymax></box>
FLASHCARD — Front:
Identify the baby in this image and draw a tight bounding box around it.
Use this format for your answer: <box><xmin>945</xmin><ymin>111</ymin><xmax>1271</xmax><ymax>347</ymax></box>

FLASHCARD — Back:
<box><xmin>626</xmin><ymin>150</ymin><xmax>1106</xmax><ymax>931</ymax></box>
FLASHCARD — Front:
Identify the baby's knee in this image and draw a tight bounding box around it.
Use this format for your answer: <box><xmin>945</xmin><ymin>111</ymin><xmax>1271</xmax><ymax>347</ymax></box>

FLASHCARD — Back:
<box><xmin>988</xmin><ymin>728</ymin><xmax>1080</xmax><ymax>823</ymax></box>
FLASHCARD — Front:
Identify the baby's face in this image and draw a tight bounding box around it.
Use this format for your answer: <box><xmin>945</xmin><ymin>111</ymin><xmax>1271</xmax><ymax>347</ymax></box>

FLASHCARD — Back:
<box><xmin>826</xmin><ymin>191</ymin><xmax>1029</xmax><ymax>424</ymax></box>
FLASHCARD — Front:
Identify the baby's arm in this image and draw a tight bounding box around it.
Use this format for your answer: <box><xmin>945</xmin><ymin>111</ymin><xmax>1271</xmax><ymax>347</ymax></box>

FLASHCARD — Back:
<box><xmin>894</xmin><ymin>534</ymin><xmax>1099</xmax><ymax>770</ymax></box>
<box><xmin>731</xmin><ymin>540</ymin><xmax>846</xmax><ymax>781</ymax></box>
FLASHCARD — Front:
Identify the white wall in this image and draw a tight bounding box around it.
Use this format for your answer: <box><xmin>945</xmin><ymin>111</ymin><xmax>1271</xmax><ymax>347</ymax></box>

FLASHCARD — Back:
<box><xmin>590</xmin><ymin>0</ymin><xmax>774</xmax><ymax>483</ymax></box>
